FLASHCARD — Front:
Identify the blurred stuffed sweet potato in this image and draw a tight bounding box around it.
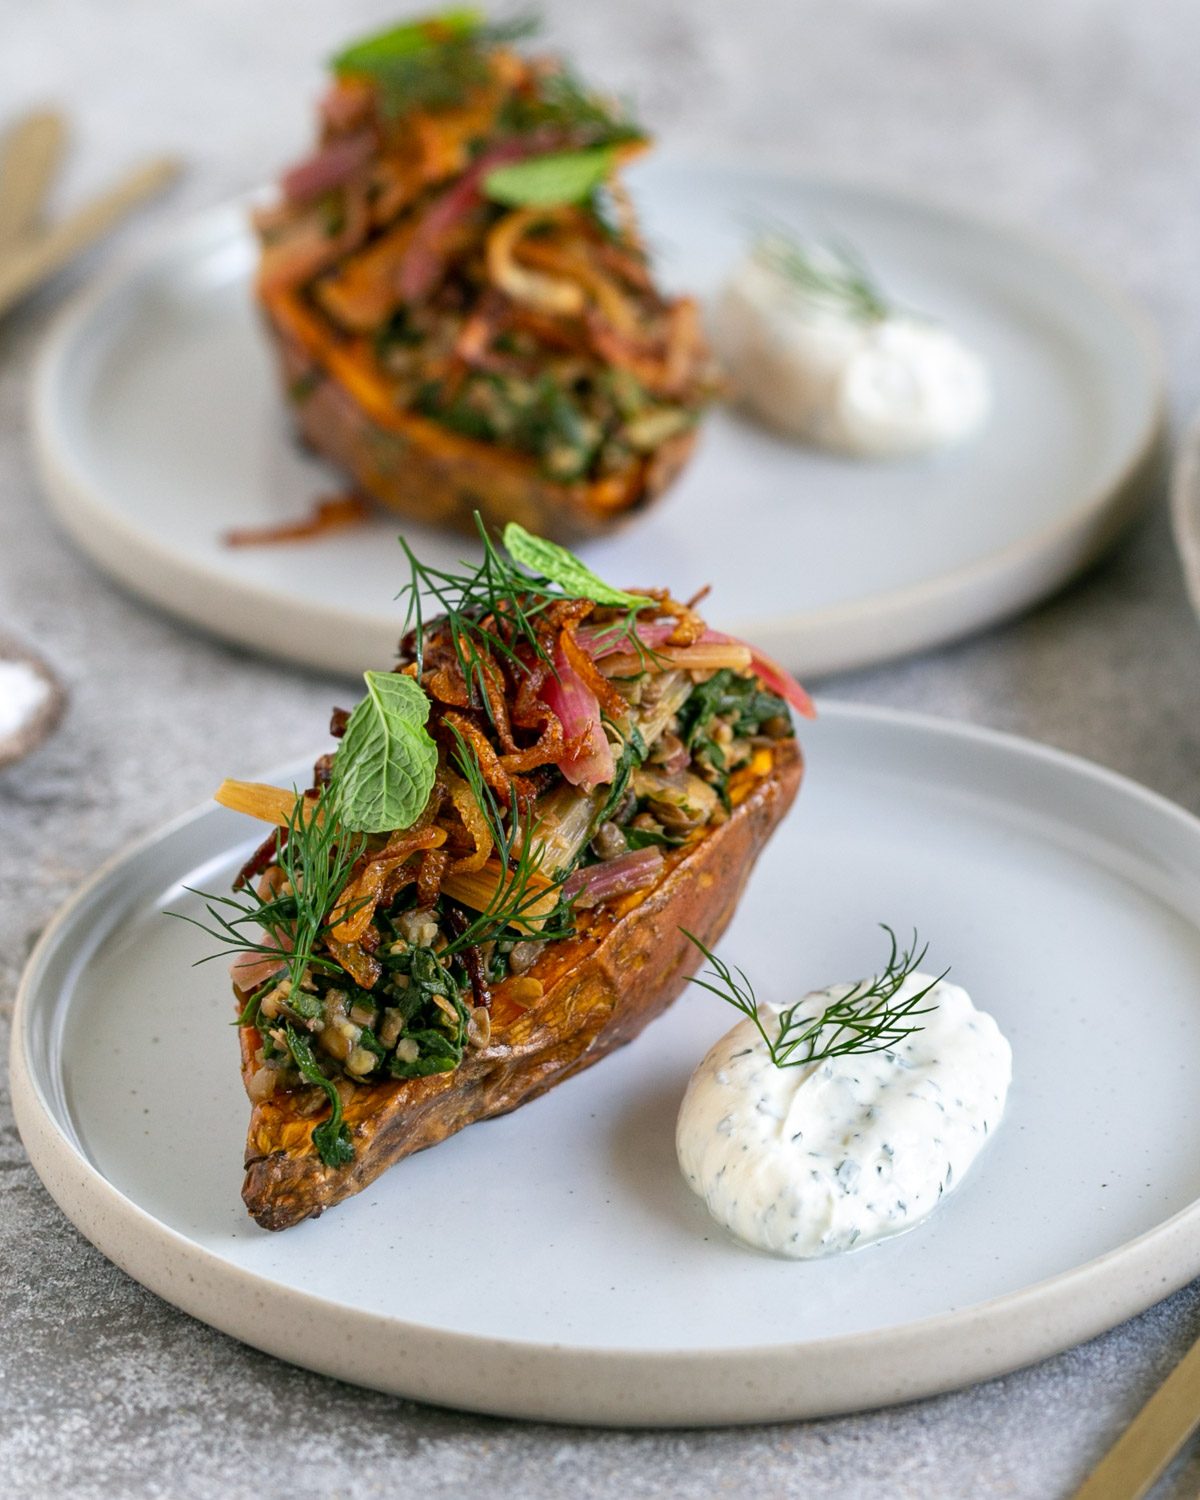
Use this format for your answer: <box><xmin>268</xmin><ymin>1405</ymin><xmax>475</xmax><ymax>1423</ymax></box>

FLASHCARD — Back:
<box><xmin>255</xmin><ymin>12</ymin><xmax>717</xmax><ymax>541</ymax></box>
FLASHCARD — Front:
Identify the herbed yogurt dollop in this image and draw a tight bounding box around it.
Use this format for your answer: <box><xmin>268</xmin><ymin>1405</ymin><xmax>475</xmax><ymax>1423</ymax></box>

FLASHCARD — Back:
<box><xmin>676</xmin><ymin>973</ymin><xmax>1012</xmax><ymax>1258</ymax></box>
<box><xmin>713</xmin><ymin>239</ymin><xmax>991</xmax><ymax>459</ymax></box>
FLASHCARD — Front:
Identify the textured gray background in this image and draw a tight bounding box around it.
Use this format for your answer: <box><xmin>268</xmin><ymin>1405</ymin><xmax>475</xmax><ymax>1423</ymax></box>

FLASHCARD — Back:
<box><xmin>4</xmin><ymin>1</ymin><xmax>1200</xmax><ymax>1495</ymax></box>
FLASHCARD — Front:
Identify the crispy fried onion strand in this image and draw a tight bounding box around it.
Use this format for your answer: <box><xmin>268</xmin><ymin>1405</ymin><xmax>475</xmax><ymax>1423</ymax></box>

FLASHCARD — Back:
<box><xmin>329</xmin><ymin>826</ymin><xmax>446</xmax><ymax>943</ymax></box>
<box><xmin>416</xmin><ymin>845</ymin><xmax>450</xmax><ymax>909</ymax></box>
<box><xmin>443</xmin><ymin>768</ymin><xmax>494</xmax><ymax>873</ymax></box>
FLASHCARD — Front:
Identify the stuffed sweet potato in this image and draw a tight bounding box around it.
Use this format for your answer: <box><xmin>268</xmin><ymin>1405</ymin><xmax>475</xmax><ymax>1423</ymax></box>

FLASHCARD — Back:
<box><xmin>254</xmin><ymin>12</ymin><xmax>718</xmax><ymax>542</ymax></box>
<box><xmin>187</xmin><ymin>523</ymin><xmax>811</xmax><ymax>1229</ymax></box>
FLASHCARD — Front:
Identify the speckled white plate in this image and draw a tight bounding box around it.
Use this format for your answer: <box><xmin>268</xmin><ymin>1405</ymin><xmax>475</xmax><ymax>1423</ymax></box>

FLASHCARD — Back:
<box><xmin>14</xmin><ymin>703</ymin><xmax>1200</xmax><ymax>1426</ymax></box>
<box><xmin>31</xmin><ymin>161</ymin><xmax>1164</xmax><ymax>679</ymax></box>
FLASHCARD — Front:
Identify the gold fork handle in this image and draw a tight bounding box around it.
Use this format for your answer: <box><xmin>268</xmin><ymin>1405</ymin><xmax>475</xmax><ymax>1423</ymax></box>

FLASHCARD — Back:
<box><xmin>1073</xmin><ymin>1334</ymin><xmax>1200</xmax><ymax>1500</ymax></box>
<box><xmin>0</xmin><ymin>109</ymin><xmax>66</xmax><ymax>251</ymax></box>
<box><xmin>0</xmin><ymin>154</ymin><xmax>180</xmax><ymax>317</ymax></box>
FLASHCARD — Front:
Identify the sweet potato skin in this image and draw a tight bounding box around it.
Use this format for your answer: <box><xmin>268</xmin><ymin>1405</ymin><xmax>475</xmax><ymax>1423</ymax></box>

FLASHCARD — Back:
<box><xmin>261</xmin><ymin>289</ymin><xmax>700</xmax><ymax>544</ymax></box>
<box><xmin>240</xmin><ymin>740</ymin><xmax>802</xmax><ymax>1231</ymax></box>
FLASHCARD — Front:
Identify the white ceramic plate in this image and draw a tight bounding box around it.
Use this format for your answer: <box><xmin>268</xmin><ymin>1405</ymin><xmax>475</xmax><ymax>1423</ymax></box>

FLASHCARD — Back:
<box><xmin>14</xmin><ymin>702</ymin><xmax>1200</xmax><ymax>1426</ymax></box>
<box><xmin>32</xmin><ymin>162</ymin><xmax>1164</xmax><ymax>678</ymax></box>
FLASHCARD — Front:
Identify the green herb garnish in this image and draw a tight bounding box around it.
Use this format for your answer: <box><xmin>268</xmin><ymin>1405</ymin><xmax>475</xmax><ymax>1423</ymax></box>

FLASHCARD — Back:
<box><xmin>331</xmin><ymin>10</ymin><xmax>537</xmax><ymax>114</ymax></box>
<box><xmin>398</xmin><ymin>512</ymin><xmax>653</xmax><ymax>695</ymax></box>
<box><xmin>751</xmin><ymin>228</ymin><xmax>891</xmax><ymax>323</ymax></box>
<box><xmin>484</xmin><ymin>147</ymin><xmax>617</xmax><ymax>208</ymax></box>
<box><xmin>284</xmin><ymin>1023</ymin><xmax>355</xmax><ymax>1167</ymax></box>
<box><xmin>444</xmin><ymin>724</ymin><xmax>574</xmax><ymax>953</ymax></box>
<box><xmin>683</xmin><ymin>926</ymin><xmax>944</xmax><ymax>1068</ymax></box>
<box><xmin>170</xmin><ymin>784</ymin><xmax>366</xmax><ymax>996</ymax></box>
<box><xmin>502</xmin><ymin>522</ymin><xmax>653</xmax><ymax>609</ymax></box>
<box><xmin>332</xmin><ymin>671</ymin><xmax>438</xmax><ymax>834</ymax></box>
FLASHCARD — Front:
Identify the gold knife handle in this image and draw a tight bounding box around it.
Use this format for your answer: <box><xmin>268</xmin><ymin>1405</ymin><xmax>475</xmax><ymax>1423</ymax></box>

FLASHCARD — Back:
<box><xmin>0</xmin><ymin>109</ymin><xmax>66</xmax><ymax>251</ymax></box>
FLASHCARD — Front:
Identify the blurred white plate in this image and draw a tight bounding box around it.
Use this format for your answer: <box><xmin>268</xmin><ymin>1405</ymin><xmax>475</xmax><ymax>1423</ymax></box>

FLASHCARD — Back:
<box><xmin>32</xmin><ymin>161</ymin><xmax>1164</xmax><ymax>677</ymax></box>
<box><xmin>14</xmin><ymin>703</ymin><xmax>1200</xmax><ymax>1425</ymax></box>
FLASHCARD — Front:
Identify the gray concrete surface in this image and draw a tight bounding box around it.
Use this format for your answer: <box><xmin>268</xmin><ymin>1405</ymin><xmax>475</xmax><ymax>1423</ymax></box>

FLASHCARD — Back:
<box><xmin>4</xmin><ymin>1</ymin><xmax>1200</xmax><ymax>1495</ymax></box>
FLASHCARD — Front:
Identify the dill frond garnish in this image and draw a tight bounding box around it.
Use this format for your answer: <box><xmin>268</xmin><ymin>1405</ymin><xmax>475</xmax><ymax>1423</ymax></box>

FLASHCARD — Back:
<box><xmin>443</xmin><ymin>724</ymin><xmax>574</xmax><ymax>954</ymax></box>
<box><xmin>751</xmin><ymin>227</ymin><xmax>891</xmax><ymax>324</ymax></box>
<box><xmin>682</xmin><ymin>925</ymin><xmax>944</xmax><ymax>1068</ymax></box>
<box><xmin>170</xmin><ymin>784</ymin><xmax>367</xmax><ymax>996</ymax></box>
<box><xmin>397</xmin><ymin>512</ymin><xmax>655</xmax><ymax>688</ymax></box>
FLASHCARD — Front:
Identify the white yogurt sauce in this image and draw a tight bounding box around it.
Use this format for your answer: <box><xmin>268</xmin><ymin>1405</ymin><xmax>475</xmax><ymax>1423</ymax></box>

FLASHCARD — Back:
<box><xmin>713</xmin><ymin>253</ymin><xmax>991</xmax><ymax>458</ymax></box>
<box><xmin>676</xmin><ymin>973</ymin><xmax>1011</xmax><ymax>1258</ymax></box>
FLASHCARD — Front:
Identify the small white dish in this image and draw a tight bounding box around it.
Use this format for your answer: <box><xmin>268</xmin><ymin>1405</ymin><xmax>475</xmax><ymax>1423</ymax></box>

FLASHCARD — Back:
<box><xmin>14</xmin><ymin>703</ymin><xmax>1200</xmax><ymax>1426</ymax></box>
<box><xmin>0</xmin><ymin>637</ymin><xmax>65</xmax><ymax>767</ymax></box>
<box><xmin>31</xmin><ymin>162</ymin><xmax>1164</xmax><ymax>678</ymax></box>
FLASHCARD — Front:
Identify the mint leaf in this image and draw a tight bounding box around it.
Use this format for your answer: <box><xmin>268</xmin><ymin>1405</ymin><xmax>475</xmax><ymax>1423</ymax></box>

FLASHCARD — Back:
<box><xmin>333</xmin><ymin>672</ymin><xmax>437</xmax><ymax>834</ymax></box>
<box><xmin>484</xmin><ymin>147</ymin><xmax>615</xmax><ymax>208</ymax></box>
<box><xmin>332</xmin><ymin>10</ymin><xmax>482</xmax><ymax>74</ymax></box>
<box><xmin>502</xmin><ymin>523</ymin><xmax>653</xmax><ymax>609</ymax></box>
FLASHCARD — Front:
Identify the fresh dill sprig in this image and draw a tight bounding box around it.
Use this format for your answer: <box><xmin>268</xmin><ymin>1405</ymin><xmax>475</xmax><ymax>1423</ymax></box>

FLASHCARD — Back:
<box><xmin>170</xmin><ymin>784</ymin><xmax>367</xmax><ymax>998</ymax></box>
<box><xmin>682</xmin><ymin>925</ymin><xmax>944</xmax><ymax>1068</ymax></box>
<box><xmin>399</xmin><ymin>514</ymin><xmax>553</xmax><ymax>687</ymax></box>
<box><xmin>751</xmin><ymin>225</ymin><xmax>891</xmax><ymax>323</ymax></box>
<box><xmin>397</xmin><ymin>512</ymin><xmax>654</xmax><ymax>693</ymax></box>
<box><xmin>443</xmin><ymin>723</ymin><xmax>573</xmax><ymax>953</ymax></box>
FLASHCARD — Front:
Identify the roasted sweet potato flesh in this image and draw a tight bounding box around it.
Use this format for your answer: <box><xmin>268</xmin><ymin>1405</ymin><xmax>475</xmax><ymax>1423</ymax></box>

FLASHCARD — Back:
<box><xmin>240</xmin><ymin>740</ymin><xmax>802</xmax><ymax>1231</ymax></box>
<box><xmin>262</xmin><ymin>289</ymin><xmax>700</xmax><ymax>543</ymax></box>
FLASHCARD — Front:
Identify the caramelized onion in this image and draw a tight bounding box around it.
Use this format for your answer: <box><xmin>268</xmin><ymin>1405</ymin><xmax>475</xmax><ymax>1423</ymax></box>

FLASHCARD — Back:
<box><xmin>486</xmin><ymin>207</ymin><xmax>587</xmax><ymax>316</ymax></box>
<box><xmin>444</xmin><ymin>769</ymin><xmax>494</xmax><ymax>873</ymax></box>
<box><xmin>330</xmin><ymin>827</ymin><xmax>446</xmax><ymax>943</ymax></box>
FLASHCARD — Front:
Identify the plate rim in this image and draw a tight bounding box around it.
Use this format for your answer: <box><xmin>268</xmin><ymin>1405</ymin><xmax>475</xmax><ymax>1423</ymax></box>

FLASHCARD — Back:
<box><xmin>29</xmin><ymin>164</ymin><xmax>1168</xmax><ymax>679</ymax></box>
<box><xmin>13</xmin><ymin>699</ymin><xmax>1200</xmax><ymax>1427</ymax></box>
<box><xmin>1169</xmin><ymin>406</ymin><xmax>1200</xmax><ymax>624</ymax></box>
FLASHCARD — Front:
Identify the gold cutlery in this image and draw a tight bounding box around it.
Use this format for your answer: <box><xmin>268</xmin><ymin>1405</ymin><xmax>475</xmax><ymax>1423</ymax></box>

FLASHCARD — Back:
<box><xmin>0</xmin><ymin>108</ymin><xmax>65</xmax><ymax>251</ymax></box>
<box><xmin>0</xmin><ymin>108</ymin><xmax>181</xmax><ymax>317</ymax></box>
<box><xmin>1073</xmin><ymin>1333</ymin><xmax>1200</xmax><ymax>1499</ymax></box>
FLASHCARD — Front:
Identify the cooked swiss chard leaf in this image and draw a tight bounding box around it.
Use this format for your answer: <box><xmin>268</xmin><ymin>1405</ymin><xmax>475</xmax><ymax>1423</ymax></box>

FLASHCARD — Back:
<box><xmin>675</xmin><ymin>669</ymin><xmax>791</xmax><ymax>805</ymax></box>
<box><xmin>592</xmin><ymin>725</ymin><xmax>648</xmax><ymax>831</ymax></box>
<box><xmin>678</xmin><ymin>669</ymin><xmax>789</xmax><ymax>752</ymax></box>
<box><xmin>385</xmin><ymin>944</ymin><xmax>470</xmax><ymax>1078</ymax></box>
<box><xmin>285</xmin><ymin>1024</ymin><xmax>355</xmax><ymax>1168</ymax></box>
<box><xmin>622</xmin><ymin>824</ymin><xmax>684</xmax><ymax>851</ymax></box>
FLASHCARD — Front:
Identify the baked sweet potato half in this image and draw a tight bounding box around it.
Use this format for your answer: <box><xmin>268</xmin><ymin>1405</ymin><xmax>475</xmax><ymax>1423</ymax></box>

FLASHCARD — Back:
<box><xmin>183</xmin><ymin>523</ymin><xmax>812</xmax><ymax>1229</ymax></box>
<box><xmin>240</xmin><ymin>741</ymin><xmax>800</xmax><ymax>1230</ymax></box>
<box><xmin>254</xmin><ymin>12</ymin><xmax>718</xmax><ymax>542</ymax></box>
